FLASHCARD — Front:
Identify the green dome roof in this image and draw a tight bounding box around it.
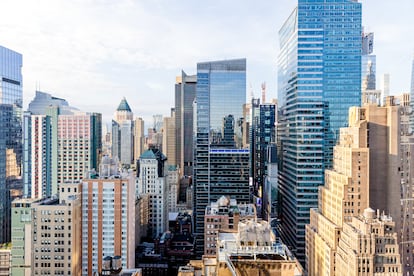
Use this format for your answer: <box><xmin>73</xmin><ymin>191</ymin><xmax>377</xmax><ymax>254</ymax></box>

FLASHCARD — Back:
<box><xmin>117</xmin><ymin>97</ymin><xmax>132</xmax><ymax>112</ymax></box>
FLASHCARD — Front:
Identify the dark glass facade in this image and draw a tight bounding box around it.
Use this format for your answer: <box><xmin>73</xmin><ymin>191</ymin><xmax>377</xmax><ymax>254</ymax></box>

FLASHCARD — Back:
<box><xmin>250</xmin><ymin>99</ymin><xmax>276</xmax><ymax>214</ymax></box>
<box><xmin>277</xmin><ymin>0</ymin><xmax>362</xmax><ymax>263</ymax></box>
<box><xmin>175</xmin><ymin>71</ymin><xmax>196</xmax><ymax>176</ymax></box>
<box><xmin>193</xmin><ymin>58</ymin><xmax>247</xmax><ymax>256</ymax></box>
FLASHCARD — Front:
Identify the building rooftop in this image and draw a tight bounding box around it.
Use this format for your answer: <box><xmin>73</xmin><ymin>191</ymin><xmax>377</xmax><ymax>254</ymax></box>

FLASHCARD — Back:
<box><xmin>117</xmin><ymin>97</ymin><xmax>132</xmax><ymax>112</ymax></box>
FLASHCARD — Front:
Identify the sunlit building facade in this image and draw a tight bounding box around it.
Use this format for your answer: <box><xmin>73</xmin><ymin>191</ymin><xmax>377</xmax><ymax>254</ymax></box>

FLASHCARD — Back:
<box><xmin>277</xmin><ymin>0</ymin><xmax>362</xmax><ymax>262</ymax></box>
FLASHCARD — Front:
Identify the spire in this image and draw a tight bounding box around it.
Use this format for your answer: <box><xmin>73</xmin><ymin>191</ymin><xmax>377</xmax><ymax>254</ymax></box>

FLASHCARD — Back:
<box><xmin>116</xmin><ymin>97</ymin><xmax>132</xmax><ymax>112</ymax></box>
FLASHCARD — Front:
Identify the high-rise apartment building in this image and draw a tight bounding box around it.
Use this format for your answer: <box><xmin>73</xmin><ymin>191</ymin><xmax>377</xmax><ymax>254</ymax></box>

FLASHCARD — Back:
<box><xmin>81</xmin><ymin>157</ymin><xmax>137</xmax><ymax>275</ymax></box>
<box><xmin>175</xmin><ymin>71</ymin><xmax>197</xmax><ymax>176</ymax></box>
<box><xmin>335</xmin><ymin>209</ymin><xmax>402</xmax><ymax>276</ymax></box>
<box><xmin>23</xmin><ymin>92</ymin><xmax>102</xmax><ymax>198</ymax></box>
<box><xmin>137</xmin><ymin>148</ymin><xmax>168</xmax><ymax>238</ymax></box>
<box><xmin>0</xmin><ymin>46</ymin><xmax>23</xmax><ymax>243</ymax></box>
<box><xmin>31</xmin><ymin>183</ymin><xmax>82</xmax><ymax>276</ymax></box>
<box><xmin>193</xmin><ymin>59</ymin><xmax>247</xmax><ymax>256</ymax></box>
<box><xmin>277</xmin><ymin>0</ymin><xmax>362</xmax><ymax>262</ymax></box>
<box><xmin>11</xmin><ymin>198</ymin><xmax>37</xmax><ymax>276</ymax></box>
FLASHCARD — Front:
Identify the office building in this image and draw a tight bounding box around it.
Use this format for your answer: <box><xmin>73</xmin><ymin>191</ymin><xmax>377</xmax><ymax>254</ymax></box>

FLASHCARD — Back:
<box><xmin>11</xmin><ymin>198</ymin><xmax>37</xmax><ymax>276</ymax></box>
<box><xmin>306</xmin><ymin>105</ymin><xmax>370</xmax><ymax>275</ymax></box>
<box><xmin>175</xmin><ymin>71</ymin><xmax>197</xmax><ymax>176</ymax></box>
<box><xmin>358</xmin><ymin>99</ymin><xmax>414</xmax><ymax>275</ymax></box>
<box><xmin>0</xmin><ymin>46</ymin><xmax>23</xmax><ymax>243</ymax></box>
<box><xmin>137</xmin><ymin>148</ymin><xmax>168</xmax><ymax>238</ymax></box>
<box><xmin>193</xmin><ymin>58</ymin><xmax>247</xmax><ymax>256</ymax></box>
<box><xmin>250</xmin><ymin>99</ymin><xmax>276</xmax><ymax>215</ymax></box>
<box><xmin>335</xmin><ymin>209</ymin><xmax>402</xmax><ymax>276</ymax></box>
<box><xmin>277</xmin><ymin>0</ymin><xmax>362</xmax><ymax>262</ymax></box>
<box><xmin>175</xmin><ymin>72</ymin><xmax>196</xmax><ymax>176</ymax></box>
<box><xmin>134</xmin><ymin>117</ymin><xmax>145</xmax><ymax>162</ymax></box>
<box><xmin>263</xmin><ymin>144</ymin><xmax>278</xmax><ymax>221</ymax></box>
<box><xmin>162</xmin><ymin>109</ymin><xmax>176</xmax><ymax>166</ymax></box>
<box><xmin>204</xmin><ymin>196</ymin><xmax>255</xmax><ymax>256</ymax></box>
<box><xmin>167</xmin><ymin>165</ymin><xmax>179</xmax><ymax>213</ymax></box>
<box><xmin>31</xmin><ymin>183</ymin><xmax>82</xmax><ymax>276</ymax></box>
<box><xmin>81</xmin><ymin>157</ymin><xmax>137</xmax><ymax>275</ymax></box>
<box><xmin>113</xmin><ymin>98</ymin><xmax>134</xmax><ymax>166</ymax></box>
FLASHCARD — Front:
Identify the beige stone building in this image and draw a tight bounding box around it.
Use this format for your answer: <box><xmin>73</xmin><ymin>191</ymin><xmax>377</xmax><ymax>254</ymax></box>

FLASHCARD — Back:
<box><xmin>31</xmin><ymin>183</ymin><xmax>82</xmax><ymax>276</ymax></box>
<box><xmin>306</xmin><ymin>99</ymin><xmax>407</xmax><ymax>275</ymax></box>
<box><xmin>306</xmin><ymin>104</ymin><xmax>370</xmax><ymax>275</ymax></box>
<box><xmin>354</xmin><ymin>97</ymin><xmax>414</xmax><ymax>274</ymax></box>
<box><xmin>336</xmin><ymin>208</ymin><xmax>402</xmax><ymax>275</ymax></box>
<box><xmin>204</xmin><ymin>196</ymin><xmax>256</xmax><ymax>256</ymax></box>
<box><xmin>134</xmin><ymin>117</ymin><xmax>145</xmax><ymax>162</ymax></box>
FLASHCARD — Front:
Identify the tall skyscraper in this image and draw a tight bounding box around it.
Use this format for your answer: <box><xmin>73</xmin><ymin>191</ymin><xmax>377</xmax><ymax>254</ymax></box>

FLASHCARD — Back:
<box><xmin>357</xmin><ymin>98</ymin><xmax>414</xmax><ymax>275</ymax></box>
<box><xmin>306</xmin><ymin>105</ymin><xmax>370</xmax><ymax>274</ymax></box>
<box><xmin>112</xmin><ymin>98</ymin><xmax>134</xmax><ymax>166</ymax></box>
<box><xmin>175</xmin><ymin>71</ymin><xmax>197</xmax><ymax>176</ymax></box>
<box><xmin>193</xmin><ymin>58</ymin><xmax>248</xmax><ymax>256</ymax></box>
<box><xmin>277</xmin><ymin>0</ymin><xmax>362</xmax><ymax>262</ymax></box>
<box><xmin>250</xmin><ymin>98</ymin><xmax>276</xmax><ymax>216</ymax></box>
<box><xmin>0</xmin><ymin>46</ymin><xmax>22</xmax><ymax>243</ymax></box>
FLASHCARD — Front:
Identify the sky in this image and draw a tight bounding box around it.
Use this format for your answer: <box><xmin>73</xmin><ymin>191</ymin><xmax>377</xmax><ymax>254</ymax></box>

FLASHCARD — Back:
<box><xmin>0</xmin><ymin>0</ymin><xmax>413</xmax><ymax>127</ymax></box>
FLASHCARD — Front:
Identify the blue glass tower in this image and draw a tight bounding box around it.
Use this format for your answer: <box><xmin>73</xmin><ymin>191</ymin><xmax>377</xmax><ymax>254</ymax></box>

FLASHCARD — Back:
<box><xmin>250</xmin><ymin>99</ymin><xmax>276</xmax><ymax>217</ymax></box>
<box><xmin>0</xmin><ymin>45</ymin><xmax>23</xmax><ymax>243</ymax></box>
<box><xmin>277</xmin><ymin>0</ymin><xmax>361</xmax><ymax>263</ymax></box>
<box><xmin>193</xmin><ymin>58</ymin><xmax>248</xmax><ymax>256</ymax></box>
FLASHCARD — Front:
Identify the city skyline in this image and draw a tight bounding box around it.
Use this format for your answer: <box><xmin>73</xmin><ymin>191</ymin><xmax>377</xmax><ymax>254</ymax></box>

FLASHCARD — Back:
<box><xmin>0</xmin><ymin>0</ymin><xmax>413</xmax><ymax>125</ymax></box>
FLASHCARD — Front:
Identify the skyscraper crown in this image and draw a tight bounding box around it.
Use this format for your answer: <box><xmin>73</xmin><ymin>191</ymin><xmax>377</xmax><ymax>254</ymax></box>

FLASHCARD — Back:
<box><xmin>116</xmin><ymin>97</ymin><xmax>132</xmax><ymax>112</ymax></box>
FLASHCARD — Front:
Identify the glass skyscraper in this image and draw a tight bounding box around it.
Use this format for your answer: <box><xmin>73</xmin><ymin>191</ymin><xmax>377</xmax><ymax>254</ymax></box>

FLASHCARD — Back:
<box><xmin>0</xmin><ymin>45</ymin><xmax>23</xmax><ymax>243</ymax></box>
<box><xmin>175</xmin><ymin>71</ymin><xmax>196</xmax><ymax>177</ymax></box>
<box><xmin>193</xmin><ymin>58</ymin><xmax>248</xmax><ymax>256</ymax></box>
<box><xmin>277</xmin><ymin>0</ymin><xmax>361</xmax><ymax>263</ymax></box>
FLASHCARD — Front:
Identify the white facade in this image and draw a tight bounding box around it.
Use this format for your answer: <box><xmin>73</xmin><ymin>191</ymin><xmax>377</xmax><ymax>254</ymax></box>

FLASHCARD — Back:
<box><xmin>137</xmin><ymin>150</ymin><xmax>168</xmax><ymax>238</ymax></box>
